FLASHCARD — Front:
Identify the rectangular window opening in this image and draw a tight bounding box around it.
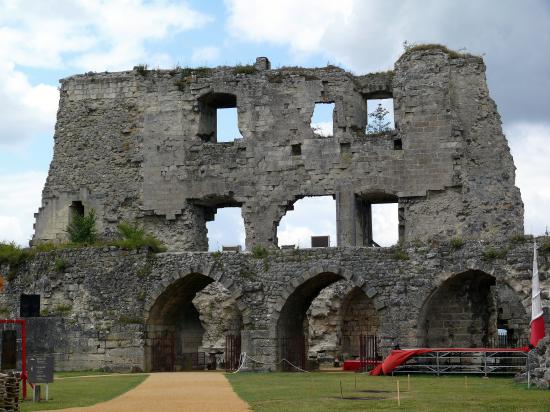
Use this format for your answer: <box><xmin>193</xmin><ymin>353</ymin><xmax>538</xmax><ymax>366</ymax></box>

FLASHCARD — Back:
<box><xmin>366</xmin><ymin>98</ymin><xmax>395</xmax><ymax>135</ymax></box>
<box><xmin>69</xmin><ymin>201</ymin><xmax>84</xmax><ymax>223</ymax></box>
<box><xmin>369</xmin><ymin>203</ymin><xmax>399</xmax><ymax>247</ymax></box>
<box><xmin>277</xmin><ymin>195</ymin><xmax>336</xmax><ymax>248</ymax></box>
<box><xmin>206</xmin><ymin>207</ymin><xmax>246</xmax><ymax>251</ymax></box>
<box><xmin>311</xmin><ymin>102</ymin><xmax>334</xmax><ymax>137</ymax></box>
<box><xmin>217</xmin><ymin>108</ymin><xmax>243</xmax><ymax>142</ymax></box>
<box><xmin>20</xmin><ymin>294</ymin><xmax>40</xmax><ymax>317</ymax></box>
<box><xmin>291</xmin><ymin>144</ymin><xmax>302</xmax><ymax>156</ymax></box>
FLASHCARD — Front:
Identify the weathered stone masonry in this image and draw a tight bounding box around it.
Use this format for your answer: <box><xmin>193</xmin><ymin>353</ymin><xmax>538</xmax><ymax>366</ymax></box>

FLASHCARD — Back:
<box><xmin>33</xmin><ymin>48</ymin><xmax>523</xmax><ymax>249</ymax></box>
<box><xmin>2</xmin><ymin>46</ymin><xmax>546</xmax><ymax>371</ymax></box>
<box><xmin>1</xmin><ymin>240</ymin><xmax>549</xmax><ymax>371</ymax></box>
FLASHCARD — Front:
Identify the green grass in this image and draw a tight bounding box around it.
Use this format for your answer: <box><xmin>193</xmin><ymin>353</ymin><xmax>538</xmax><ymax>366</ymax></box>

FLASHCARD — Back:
<box><xmin>21</xmin><ymin>373</ymin><xmax>148</xmax><ymax>411</ymax></box>
<box><xmin>227</xmin><ymin>372</ymin><xmax>549</xmax><ymax>411</ymax></box>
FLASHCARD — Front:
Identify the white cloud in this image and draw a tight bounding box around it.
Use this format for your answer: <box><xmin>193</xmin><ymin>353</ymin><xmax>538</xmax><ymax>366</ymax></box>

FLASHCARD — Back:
<box><xmin>226</xmin><ymin>0</ymin><xmax>354</xmax><ymax>55</ymax></box>
<box><xmin>311</xmin><ymin>121</ymin><xmax>333</xmax><ymax>137</ymax></box>
<box><xmin>225</xmin><ymin>0</ymin><xmax>550</xmax><ymax>123</ymax></box>
<box><xmin>277</xmin><ymin>197</ymin><xmax>336</xmax><ymax>247</ymax></box>
<box><xmin>0</xmin><ymin>0</ymin><xmax>212</xmax><ymax>71</ymax></box>
<box><xmin>0</xmin><ymin>171</ymin><xmax>47</xmax><ymax>246</ymax></box>
<box><xmin>0</xmin><ymin>62</ymin><xmax>58</xmax><ymax>146</ymax></box>
<box><xmin>192</xmin><ymin>46</ymin><xmax>220</xmax><ymax>63</ymax></box>
<box><xmin>506</xmin><ymin>122</ymin><xmax>550</xmax><ymax>236</ymax></box>
<box><xmin>0</xmin><ymin>1</ymin><xmax>212</xmax><ymax>146</ymax></box>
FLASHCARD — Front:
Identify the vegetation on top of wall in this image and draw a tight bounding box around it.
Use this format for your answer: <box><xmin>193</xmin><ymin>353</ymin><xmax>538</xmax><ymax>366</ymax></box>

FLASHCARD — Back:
<box><xmin>541</xmin><ymin>240</ymin><xmax>550</xmax><ymax>253</ymax></box>
<box><xmin>114</xmin><ymin>222</ymin><xmax>167</xmax><ymax>253</ymax></box>
<box><xmin>251</xmin><ymin>245</ymin><xmax>269</xmax><ymax>259</ymax></box>
<box><xmin>233</xmin><ymin>64</ymin><xmax>257</xmax><ymax>75</ymax></box>
<box><xmin>67</xmin><ymin>210</ymin><xmax>98</xmax><ymax>244</ymax></box>
<box><xmin>400</xmin><ymin>42</ymin><xmax>476</xmax><ymax>60</ymax></box>
<box><xmin>391</xmin><ymin>247</ymin><xmax>410</xmax><ymax>261</ymax></box>
<box><xmin>174</xmin><ymin>67</ymin><xmax>212</xmax><ymax>90</ymax></box>
<box><xmin>134</xmin><ymin>64</ymin><xmax>148</xmax><ymax>76</ymax></box>
<box><xmin>0</xmin><ymin>242</ymin><xmax>29</xmax><ymax>267</ymax></box>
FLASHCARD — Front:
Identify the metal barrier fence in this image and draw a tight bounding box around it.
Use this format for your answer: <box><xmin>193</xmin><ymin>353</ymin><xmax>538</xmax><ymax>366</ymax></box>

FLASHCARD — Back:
<box><xmin>393</xmin><ymin>350</ymin><xmax>527</xmax><ymax>376</ymax></box>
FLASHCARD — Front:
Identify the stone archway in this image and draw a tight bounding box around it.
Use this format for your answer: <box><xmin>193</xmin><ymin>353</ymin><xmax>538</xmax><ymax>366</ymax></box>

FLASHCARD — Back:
<box><xmin>340</xmin><ymin>287</ymin><xmax>379</xmax><ymax>357</ymax></box>
<box><xmin>144</xmin><ymin>272</ymin><xmax>243</xmax><ymax>371</ymax></box>
<box><xmin>273</xmin><ymin>265</ymin><xmax>384</xmax><ymax>370</ymax></box>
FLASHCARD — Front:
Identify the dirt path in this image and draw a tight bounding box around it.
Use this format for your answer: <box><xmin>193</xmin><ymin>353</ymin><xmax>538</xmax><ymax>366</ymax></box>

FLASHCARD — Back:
<box><xmin>45</xmin><ymin>372</ymin><xmax>249</xmax><ymax>412</ymax></box>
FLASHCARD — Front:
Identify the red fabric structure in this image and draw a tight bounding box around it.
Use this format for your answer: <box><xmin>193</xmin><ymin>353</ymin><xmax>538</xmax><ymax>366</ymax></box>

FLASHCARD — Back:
<box><xmin>369</xmin><ymin>347</ymin><xmax>529</xmax><ymax>376</ymax></box>
<box><xmin>342</xmin><ymin>359</ymin><xmax>381</xmax><ymax>371</ymax></box>
<box><xmin>530</xmin><ymin>315</ymin><xmax>546</xmax><ymax>347</ymax></box>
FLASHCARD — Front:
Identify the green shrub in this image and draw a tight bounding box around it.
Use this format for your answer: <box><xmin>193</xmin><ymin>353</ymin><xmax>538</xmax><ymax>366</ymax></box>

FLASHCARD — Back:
<box><xmin>510</xmin><ymin>234</ymin><xmax>528</xmax><ymax>243</ymax></box>
<box><xmin>483</xmin><ymin>247</ymin><xmax>508</xmax><ymax>260</ymax></box>
<box><xmin>541</xmin><ymin>240</ymin><xmax>550</xmax><ymax>252</ymax></box>
<box><xmin>55</xmin><ymin>258</ymin><xmax>68</xmax><ymax>272</ymax></box>
<box><xmin>54</xmin><ymin>304</ymin><xmax>72</xmax><ymax>316</ymax></box>
<box><xmin>251</xmin><ymin>245</ymin><xmax>269</xmax><ymax>259</ymax></box>
<box><xmin>450</xmin><ymin>237</ymin><xmax>464</xmax><ymax>250</ymax></box>
<box><xmin>67</xmin><ymin>210</ymin><xmax>97</xmax><ymax>244</ymax></box>
<box><xmin>233</xmin><ymin>64</ymin><xmax>257</xmax><ymax>75</ymax></box>
<box><xmin>134</xmin><ymin>64</ymin><xmax>148</xmax><ymax>75</ymax></box>
<box><xmin>0</xmin><ymin>242</ymin><xmax>29</xmax><ymax>267</ymax></box>
<box><xmin>391</xmin><ymin>248</ymin><xmax>409</xmax><ymax>261</ymax></box>
<box><xmin>114</xmin><ymin>222</ymin><xmax>167</xmax><ymax>253</ymax></box>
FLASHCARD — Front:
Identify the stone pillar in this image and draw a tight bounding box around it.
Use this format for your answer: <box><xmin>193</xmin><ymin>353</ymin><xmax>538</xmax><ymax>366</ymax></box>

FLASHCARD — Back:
<box><xmin>242</xmin><ymin>205</ymin><xmax>278</xmax><ymax>250</ymax></box>
<box><xmin>336</xmin><ymin>191</ymin><xmax>371</xmax><ymax>247</ymax></box>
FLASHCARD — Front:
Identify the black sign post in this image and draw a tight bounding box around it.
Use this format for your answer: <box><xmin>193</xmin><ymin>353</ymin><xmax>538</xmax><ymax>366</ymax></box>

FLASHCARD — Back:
<box><xmin>28</xmin><ymin>354</ymin><xmax>54</xmax><ymax>401</ymax></box>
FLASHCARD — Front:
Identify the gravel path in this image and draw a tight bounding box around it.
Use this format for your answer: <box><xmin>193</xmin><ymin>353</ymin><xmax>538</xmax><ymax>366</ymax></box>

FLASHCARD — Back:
<box><xmin>44</xmin><ymin>372</ymin><xmax>249</xmax><ymax>412</ymax></box>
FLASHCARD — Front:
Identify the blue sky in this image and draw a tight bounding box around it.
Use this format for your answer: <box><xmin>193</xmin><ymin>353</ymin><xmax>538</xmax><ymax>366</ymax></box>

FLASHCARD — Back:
<box><xmin>1</xmin><ymin>0</ymin><xmax>549</xmax><ymax>247</ymax></box>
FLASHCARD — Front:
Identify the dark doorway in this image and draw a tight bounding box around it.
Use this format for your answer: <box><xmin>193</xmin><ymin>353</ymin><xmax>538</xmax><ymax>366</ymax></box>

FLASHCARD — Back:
<box><xmin>1</xmin><ymin>330</ymin><xmax>17</xmax><ymax>370</ymax></box>
<box><xmin>20</xmin><ymin>294</ymin><xmax>40</xmax><ymax>317</ymax></box>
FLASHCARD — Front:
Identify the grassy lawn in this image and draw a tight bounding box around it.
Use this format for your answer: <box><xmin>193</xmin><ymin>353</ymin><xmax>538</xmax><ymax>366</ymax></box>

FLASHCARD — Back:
<box><xmin>21</xmin><ymin>373</ymin><xmax>148</xmax><ymax>411</ymax></box>
<box><xmin>227</xmin><ymin>372</ymin><xmax>549</xmax><ymax>411</ymax></box>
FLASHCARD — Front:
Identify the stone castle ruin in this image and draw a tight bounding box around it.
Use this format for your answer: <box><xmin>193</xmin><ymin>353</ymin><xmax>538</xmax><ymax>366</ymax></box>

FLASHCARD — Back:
<box><xmin>1</xmin><ymin>46</ymin><xmax>548</xmax><ymax>372</ymax></box>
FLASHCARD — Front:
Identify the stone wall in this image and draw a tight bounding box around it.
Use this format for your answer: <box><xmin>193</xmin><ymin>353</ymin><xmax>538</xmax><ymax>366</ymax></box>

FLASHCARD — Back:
<box><xmin>33</xmin><ymin>47</ymin><xmax>523</xmax><ymax>251</ymax></box>
<box><xmin>0</xmin><ymin>238</ymin><xmax>547</xmax><ymax>371</ymax></box>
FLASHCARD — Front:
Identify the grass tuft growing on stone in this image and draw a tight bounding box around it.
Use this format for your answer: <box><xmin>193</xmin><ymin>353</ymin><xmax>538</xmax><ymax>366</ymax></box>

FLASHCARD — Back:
<box><xmin>67</xmin><ymin>210</ymin><xmax>98</xmax><ymax>244</ymax></box>
<box><xmin>54</xmin><ymin>258</ymin><xmax>68</xmax><ymax>272</ymax></box>
<box><xmin>251</xmin><ymin>245</ymin><xmax>269</xmax><ymax>259</ymax></box>
<box><xmin>391</xmin><ymin>248</ymin><xmax>409</xmax><ymax>260</ymax></box>
<box><xmin>233</xmin><ymin>64</ymin><xmax>257</xmax><ymax>75</ymax></box>
<box><xmin>114</xmin><ymin>222</ymin><xmax>167</xmax><ymax>253</ymax></box>
<box><xmin>482</xmin><ymin>247</ymin><xmax>508</xmax><ymax>260</ymax></box>
<box><xmin>401</xmin><ymin>42</ymin><xmax>476</xmax><ymax>60</ymax></box>
<box><xmin>450</xmin><ymin>237</ymin><xmax>464</xmax><ymax>250</ymax></box>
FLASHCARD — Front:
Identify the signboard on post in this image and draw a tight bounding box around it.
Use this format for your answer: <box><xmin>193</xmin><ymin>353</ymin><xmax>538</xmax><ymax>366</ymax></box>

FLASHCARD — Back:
<box><xmin>28</xmin><ymin>354</ymin><xmax>54</xmax><ymax>384</ymax></box>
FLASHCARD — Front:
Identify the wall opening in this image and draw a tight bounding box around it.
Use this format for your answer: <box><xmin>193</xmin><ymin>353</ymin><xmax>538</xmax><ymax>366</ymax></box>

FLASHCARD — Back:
<box><xmin>311</xmin><ymin>102</ymin><xmax>334</xmax><ymax>137</ymax></box>
<box><xmin>146</xmin><ymin>273</ymin><xmax>243</xmax><ymax>372</ymax></box>
<box><xmin>340</xmin><ymin>287</ymin><xmax>379</xmax><ymax>357</ymax></box>
<box><xmin>356</xmin><ymin>193</ymin><xmax>399</xmax><ymax>247</ymax></box>
<box><xmin>206</xmin><ymin>207</ymin><xmax>245</xmax><ymax>251</ymax></box>
<box><xmin>1</xmin><ymin>330</ymin><xmax>17</xmax><ymax>369</ymax></box>
<box><xmin>291</xmin><ymin>144</ymin><xmax>301</xmax><ymax>156</ymax></box>
<box><xmin>69</xmin><ymin>201</ymin><xmax>84</xmax><ymax>223</ymax></box>
<box><xmin>277</xmin><ymin>196</ymin><xmax>336</xmax><ymax>248</ymax></box>
<box><xmin>20</xmin><ymin>294</ymin><xmax>40</xmax><ymax>317</ymax></box>
<box><xmin>198</xmin><ymin>92</ymin><xmax>242</xmax><ymax>143</ymax></box>
<box><xmin>366</xmin><ymin>98</ymin><xmax>395</xmax><ymax>134</ymax></box>
<box><xmin>417</xmin><ymin>270</ymin><xmax>497</xmax><ymax>348</ymax></box>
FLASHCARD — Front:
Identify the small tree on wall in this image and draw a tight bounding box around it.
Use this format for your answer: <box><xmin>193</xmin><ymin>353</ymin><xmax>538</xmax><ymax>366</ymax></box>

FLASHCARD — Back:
<box><xmin>66</xmin><ymin>210</ymin><xmax>97</xmax><ymax>244</ymax></box>
<box><xmin>366</xmin><ymin>103</ymin><xmax>391</xmax><ymax>134</ymax></box>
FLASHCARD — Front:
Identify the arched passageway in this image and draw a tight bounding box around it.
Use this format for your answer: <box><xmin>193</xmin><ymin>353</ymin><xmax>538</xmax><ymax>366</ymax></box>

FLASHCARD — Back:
<box><xmin>340</xmin><ymin>287</ymin><xmax>379</xmax><ymax>357</ymax></box>
<box><xmin>277</xmin><ymin>272</ymin><xmax>380</xmax><ymax>370</ymax></box>
<box><xmin>145</xmin><ymin>273</ymin><xmax>242</xmax><ymax>371</ymax></box>
<box><xmin>417</xmin><ymin>270</ymin><xmax>529</xmax><ymax>348</ymax></box>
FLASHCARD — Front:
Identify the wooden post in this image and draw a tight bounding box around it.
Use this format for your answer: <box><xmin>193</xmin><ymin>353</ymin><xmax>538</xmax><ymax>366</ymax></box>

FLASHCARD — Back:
<box><xmin>397</xmin><ymin>380</ymin><xmax>400</xmax><ymax>407</ymax></box>
<box><xmin>355</xmin><ymin>374</ymin><xmax>357</xmax><ymax>389</ymax></box>
<box><xmin>465</xmin><ymin>375</ymin><xmax>468</xmax><ymax>390</ymax></box>
<box><xmin>340</xmin><ymin>380</ymin><xmax>343</xmax><ymax>399</ymax></box>
<box><xmin>407</xmin><ymin>374</ymin><xmax>410</xmax><ymax>391</ymax></box>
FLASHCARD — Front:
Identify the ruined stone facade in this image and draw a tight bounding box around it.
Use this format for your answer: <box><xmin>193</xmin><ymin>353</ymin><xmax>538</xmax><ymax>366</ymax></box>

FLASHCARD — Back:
<box><xmin>1</xmin><ymin>46</ymin><xmax>547</xmax><ymax>372</ymax></box>
<box><xmin>33</xmin><ymin>48</ymin><xmax>523</xmax><ymax>250</ymax></box>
